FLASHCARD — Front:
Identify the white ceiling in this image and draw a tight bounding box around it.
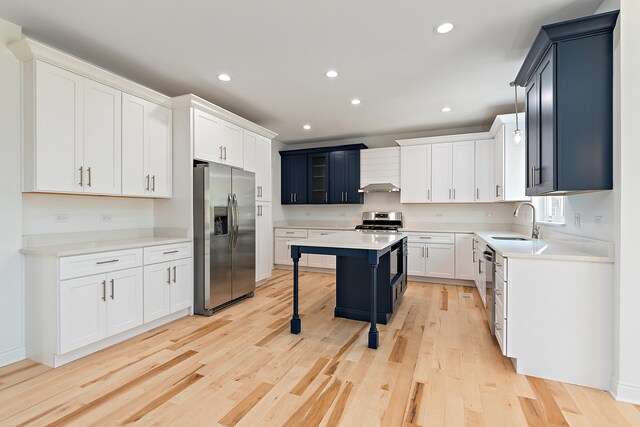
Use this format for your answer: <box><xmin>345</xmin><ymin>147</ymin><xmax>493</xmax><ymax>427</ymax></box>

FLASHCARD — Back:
<box><xmin>0</xmin><ymin>0</ymin><xmax>601</xmax><ymax>143</ymax></box>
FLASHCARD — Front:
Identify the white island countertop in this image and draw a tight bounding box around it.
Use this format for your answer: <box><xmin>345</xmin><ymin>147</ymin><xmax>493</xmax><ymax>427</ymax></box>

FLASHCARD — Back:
<box><xmin>21</xmin><ymin>236</ymin><xmax>192</xmax><ymax>257</ymax></box>
<box><xmin>288</xmin><ymin>231</ymin><xmax>406</xmax><ymax>251</ymax></box>
<box><xmin>475</xmin><ymin>231</ymin><xmax>614</xmax><ymax>263</ymax></box>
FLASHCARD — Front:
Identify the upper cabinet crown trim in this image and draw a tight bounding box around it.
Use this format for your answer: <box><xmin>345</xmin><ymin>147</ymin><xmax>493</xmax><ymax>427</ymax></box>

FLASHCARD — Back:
<box><xmin>279</xmin><ymin>143</ymin><xmax>367</xmax><ymax>156</ymax></box>
<box><xmin>171</xmin><ymin>94</ymin><xmax>278</xmax><ymax>139</ymax></box>
<box><xmin>396</xmin><ymin>132</ymin><xmax>491</xmax><ymax>146</ymax></box>
<box><xmin>514</xmin><ymin>10</ymin><xmax>619</xmax><ymax>86</ymax></box>
<box><xmin>8</xmin><ymin>37</ymin><xmax>172</xmax><ymax>108</ymax></box>
<box><xmin>488</xmin><ymin>113</ymin><xmax>525</xmax><ymax>137</ymax></box>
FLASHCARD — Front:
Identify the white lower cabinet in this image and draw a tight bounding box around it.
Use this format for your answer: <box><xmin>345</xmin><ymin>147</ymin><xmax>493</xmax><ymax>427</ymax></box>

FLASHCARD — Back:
<box><xmin>256</xmin><ymin>202</ymin><xmax>273</xmax><ymax>282</ymax></box>
<box><xmin>143</xmin><ymin>256</ymin><xmax>192</xmax><ymax>323</ymax></box>
<box><xmin>274</xmin><ymin>229</ymin><xmax>309</xmax><ymax>267</ymax></box>
<box><xmin>424</xmin><ymin>244</ymin><xmax>455</xmax><ymax>278</ymax></box>
<box><xmin>455</xmin><ymin>234</ymin><xmax>474</xmax><ymax>280</ymax></box>
<box><xmin>106</xmin><ymin>267</ymin><xmax>144</xmax><ymax>336</ymax></box>
<box><xmin>406</xmin><ymin>233</ymin><xmax>455</xmax><ymax>279</ymax></box>
<box><xmin>307</xmin><ymin>230</ymin><xmax>339</xmax><ymax>269</ymax></box>
<box><xmin>407</xmin><ymin>243</ymin><xmax>427</xmax><ymax>276</ymax></box>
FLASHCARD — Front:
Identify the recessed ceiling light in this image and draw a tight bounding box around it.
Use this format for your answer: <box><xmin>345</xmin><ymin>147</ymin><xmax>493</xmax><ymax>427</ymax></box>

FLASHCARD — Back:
<box><xmin>325</xmin><ymin>70</ymin><xmax>338</xmax><ymax>78</ymax></box>
<box><xmin>303</xmin><ymin>124</ymin><xmax>312</xmax><ymax>130</ymax></box>
<box><xmin>441</xmin><ymin>106</ymin><xmax>452</xmax><ymax>112</ymax></box>
<box><xmin>350</xmin><ymin>99</ymin><xmax>361</xmax><ymax>105</ymax></box>
<box><xmin>218</xmin><ymin>73</ymin><xmax>231</xmax><ymax>82</ymax></box>
<box><xmin>435</xmin><ymin>22</ymin><xmax>454</xmax><ymax>34</ymax></box>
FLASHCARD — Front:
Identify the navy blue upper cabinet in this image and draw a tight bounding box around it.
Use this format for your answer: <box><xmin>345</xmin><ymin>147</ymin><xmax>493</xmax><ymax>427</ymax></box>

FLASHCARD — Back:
<box><xmin>280</xmin><ymin>144</ymin><xmax>366</xmax><ymax>205</ymax></box>
<box><xmin>515</xmin><ymin>10</ymin><xmax>618</xmax><ymax>196</ymax></box>
<box><xmin>280</xmin><ymin>154</ymin><xmax>307</xmax><ymax>204</ymax></box>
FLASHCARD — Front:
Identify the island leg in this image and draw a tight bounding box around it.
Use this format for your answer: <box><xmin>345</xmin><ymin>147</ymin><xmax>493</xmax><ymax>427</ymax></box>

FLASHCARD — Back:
<box><xmin>290</xmin><ymin>246</ymin><xmax>301</xmax><ymax>334</ymax></box>
<box><xmin>368</xmin><ymin>254</ymin><xmax>379</xmax><ymax>349</ymax></box>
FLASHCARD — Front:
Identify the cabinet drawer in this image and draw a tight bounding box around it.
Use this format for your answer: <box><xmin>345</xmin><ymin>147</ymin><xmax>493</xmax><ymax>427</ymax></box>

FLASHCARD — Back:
<box><xmin>496</xmin><ymin>253</ymin><xmax>507</xmax><ymax>280</ymax></box>
<box><xmin>275</xmin><ymin>228</ymin><xmax>308</xmax><ymax>238</ymax></box>
<box><xmin>495</xmin><ymin>273</ymin><xmax>507</xmax><ymax>319</ymax></box>
<box><xmin>308</xmin><ymin>229</ymin><xmax>341</xmax><ymax>237</ymax></box>
<box><xmin>495</xmin><ymin>304</ymin><xmax>507</xmax><ymax>355</ymax></box>
<box><xmin>144</xmin><ymin>242</ymin><xmax>192</xmax><ymax>265</ymax></box>
<box><xmin>60</xmin><ymin>249</ymin><xmax>143</xmax><ymax>280</ymax></box>
<box><xmin>407</xmin><ymin>232</ymin><xmax>454</xmax><ymax>244</ymax></box>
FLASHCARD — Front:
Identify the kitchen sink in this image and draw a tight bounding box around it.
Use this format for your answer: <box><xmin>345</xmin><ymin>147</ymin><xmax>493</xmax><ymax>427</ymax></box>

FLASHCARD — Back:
<box><xmin>491</xmin><ymin>236</ymin><xmax>531</xmax><ymax>241</ymax></box>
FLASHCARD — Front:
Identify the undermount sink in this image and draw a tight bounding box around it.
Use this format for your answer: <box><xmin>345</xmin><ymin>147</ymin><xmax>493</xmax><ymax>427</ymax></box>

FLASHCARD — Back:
<box><xmin>491</xmin><ymin>236</ymin><xmax>531</xmax><ymax>241</ymax></box>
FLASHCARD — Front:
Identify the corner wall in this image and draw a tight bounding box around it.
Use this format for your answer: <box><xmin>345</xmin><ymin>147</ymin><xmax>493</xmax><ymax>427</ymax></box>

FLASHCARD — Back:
<box><xmin>0</xmin><ymin>17</ymin><xmax>24</xmax><ymax>366</ymax></box>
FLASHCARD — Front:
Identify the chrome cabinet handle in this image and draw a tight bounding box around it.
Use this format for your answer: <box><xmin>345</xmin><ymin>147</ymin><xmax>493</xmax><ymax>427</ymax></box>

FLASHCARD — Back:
<box><xmin>223</xmin><ymin>146</ymin><xmax>227</xmax><ymax>160</ymax></box>
<box><xmin>101</xmin><ymin>280</ymin><xmax>106</xmax><ymax>301</ymax></box>
<box><xmin>220</xmin><ymin>146</ymin><xmax>223</xmax><ymax>160</ymax></box>
<box><xmin>163</xmin><ymin>250</ymin><xmax>179</xmax><ymax>255</ymax></box>
<box><xmin>449</xmin><ymin>189</ymin><xmax>452</xmax><ymax>200</ymax></box>
<box><xmin>96</xmin><ymin>259</ymin><xmax>119</xmax><ymax>265</ymax></box>
<box><xmin>426</xmin><ymin>247</ymin><xmax>429</xmax><ymax>258</ymax></box>
<box><xmin>146</xmin><ymin>175</ymin><xmax>150</xmax><ymax>191</ymax></box>
<box><xmin>496</xmin><ymin>184</ymin><xmax>500</xmax><ymax>198</ymax></box>
<box><xmin>167</xmin><ymin>267</ymin><xmax>171</xmax><ymax>284</ymax></box>
<box><xmin>294</xmin><ymin>193</ymin><xmax>297</xmax><ymax>203</ymax></box>
<box><xmin>173</xmin><ymin>266</ymin><xmax>177</xmax><ymax>283</ymax></box>
<box><xmin>290</xmin><ymin>193</ymin><xmax>293</xmax><ymax>203</ymax></box>
<box><xmin>477</xmin><ymin>188</ymin><xmax>479</xmax><ymax>200</ymax></box>
<box><xmin>422</xmin><ymin>247</ymin><xmax>425</xmax><ymax>258</ymax></box>
<box><xmin>79</xmin><ymin>166</ymin><xmax>84</xmax><ymax>187</ymax></box>
<box><xmin>427</xmin><ymin>189</ymin><xmax>430</xmax><ymax>200</ymax></box>
<box><xmin>325</xmin><ymin>192</ymin><xmax>328</xmax><ymax>202</ymax></box>
<box><xmin>419</xmin><ymin>236</ymin><xmax>432</xmax><ymax>239</ymax></box>
<box><xmin>453</xmin><ymin>189</ymin><xmax>456</xmax><ymax>200</ymax></box>
<box><xmin>151</xmin><ymin>175</ymin><xmax>156</xmax><ymax>191</ymax></box>
<box><xmin>87</xmin><ymin>167</ymin><xmax>92</xmax><ymax>187</ymax></box>
<box><xmin>286</xmin><ymin>231</ymin><xmax>295</xmax><ymax>234</ymax></box>
<box><xmin>345</xmin><ymin>192</ymin><xmax>348</xmax><ymax>202</ymax></box>
<box><xmin>473</xmin><ymin>251</ymin><xmax>477</xmax><ymax>262</ymax></box>
<box><xmin>110</xmin><ymin>279</ymin><xmax>115</xmax><ymax>299</ymax></box>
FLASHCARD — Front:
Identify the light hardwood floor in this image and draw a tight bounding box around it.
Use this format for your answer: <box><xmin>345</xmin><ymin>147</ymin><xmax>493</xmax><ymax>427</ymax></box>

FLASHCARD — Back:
<box><xmin>1</xmin><ymin>270</ymin><xmax>639</xmax><ymax>426</ymax></box>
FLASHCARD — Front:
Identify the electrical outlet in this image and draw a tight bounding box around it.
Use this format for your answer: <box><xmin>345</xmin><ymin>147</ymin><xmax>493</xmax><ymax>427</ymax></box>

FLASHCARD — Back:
<box><xmin>574</xmin><ymin>213</ymin><xmax>581</xmax><ymax>228</ymax></box>
<box><xmin>305</xmin><ymin>212</ymin><xmax>311</xmax><ymax>217</ymax></box>
<box><xmin>595</xmin><ymin>215</ymin><xmax>603</xmax><ymax>226</ymax></box>
<box><xmin>100</xmin><ymin>214</ymin><xmax>113</xmax><ymax>223</ymax></box>
<box><xmin>53</xmin><ymin>213</ymin><xmax>69</xmax><ymax>223</ymax></box>
<box><xmin>486</xmin><ymin>213</ymin><xmax>493</xmax><ymax>218</ymax></box>
<box><xmin>435</xmin><ymin>213</ymin><xmax>443</xmax><ymax>217</ymax></box>
<box><xmin>340</xmin><ymin>212</ymin><xmax>346</xmax><ymax>217</ymax></box>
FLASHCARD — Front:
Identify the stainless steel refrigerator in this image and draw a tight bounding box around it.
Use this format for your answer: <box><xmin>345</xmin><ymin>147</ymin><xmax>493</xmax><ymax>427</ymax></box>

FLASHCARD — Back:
<box><xmin>193</xmin><ymin>163</ymin><xmax>256</xmax><ymax>315</ymax></box>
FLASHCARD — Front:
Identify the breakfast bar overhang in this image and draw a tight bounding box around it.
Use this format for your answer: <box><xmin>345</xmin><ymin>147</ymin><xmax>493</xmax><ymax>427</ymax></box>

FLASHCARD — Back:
<box><xmin>288</xmin><ymin>232</ymin><xmax>408</xmax><ymax>349</ymax></box>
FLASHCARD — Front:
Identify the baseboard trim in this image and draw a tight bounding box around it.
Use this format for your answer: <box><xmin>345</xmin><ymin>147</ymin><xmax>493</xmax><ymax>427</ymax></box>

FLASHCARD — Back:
<box><xmin>407</xmin><ymin>276</ymin><xmax>475</xmax><ymax>286</ymax></box>
<box><xmin>0</xmin><ymin>346</ymin><xmax>26</xmax><ymax>367</ymax></box>
<box><xmin>610</xmin><ymin>376</ymin><xmax>640</xmax><ymax>404</ymax></box>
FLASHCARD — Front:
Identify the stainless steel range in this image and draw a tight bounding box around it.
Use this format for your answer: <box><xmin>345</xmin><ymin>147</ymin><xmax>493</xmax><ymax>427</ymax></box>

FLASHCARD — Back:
<box><xmin>354</xmin><ymin>212</ymin><xmax>403</xmax><ymax>233</ymax></box>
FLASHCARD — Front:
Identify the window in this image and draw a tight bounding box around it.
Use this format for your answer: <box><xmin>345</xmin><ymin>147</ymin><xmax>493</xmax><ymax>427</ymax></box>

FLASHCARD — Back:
<box><xmin>533</xmin><ymin>196</ymin><xmax>566</xmax><ymax>225</ymax></box>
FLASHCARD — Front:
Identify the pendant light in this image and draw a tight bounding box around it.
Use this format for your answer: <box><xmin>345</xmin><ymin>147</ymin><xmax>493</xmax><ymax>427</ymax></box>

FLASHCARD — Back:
<box><xmin>510</xmin><ymin>81</ymin><xmax>523</xmax><ymax>143</ymax></box>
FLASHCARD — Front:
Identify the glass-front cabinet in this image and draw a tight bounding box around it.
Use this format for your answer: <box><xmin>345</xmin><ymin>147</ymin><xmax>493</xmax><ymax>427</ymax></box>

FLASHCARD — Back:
<box><xmin>308</xmin><ymin>153</ymin><xmax>329</xmax><ymax>204</ymax></box>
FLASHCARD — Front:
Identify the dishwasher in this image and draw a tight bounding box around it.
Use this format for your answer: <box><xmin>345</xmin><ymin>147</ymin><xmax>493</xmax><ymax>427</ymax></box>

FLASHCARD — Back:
<box><xmin>483</xmin><ymin>246</ymin><xmax>496</xmax><ymax>335</ymax></box>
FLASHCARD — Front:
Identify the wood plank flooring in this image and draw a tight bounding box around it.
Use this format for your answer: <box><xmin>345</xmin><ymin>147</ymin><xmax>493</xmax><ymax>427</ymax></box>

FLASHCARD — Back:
<box><xmin>0</xmin><ymin>270</ymin><xmax>639</xmax><ymax>426</ymax></box>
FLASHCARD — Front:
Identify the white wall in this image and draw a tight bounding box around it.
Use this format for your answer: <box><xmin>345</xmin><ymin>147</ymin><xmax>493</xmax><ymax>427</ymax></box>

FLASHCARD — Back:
<box><xmin>22</xmin><ymin>194</ymin><xmax>154</xmax><ymax>235</ymax></box>
<box><xmin>0</xmin><ymin>17</ymin><xmax>24</xmax><ymax>366</ymax></box>
<box><xmin>271</xmin><ymin>139</ymin><xmax>286</xmax><ymax>223</ymax></box>
<box><xmin>613</xmin><ymin>0</ymin><xmax>640</xmax><ymax>404</ymax></box>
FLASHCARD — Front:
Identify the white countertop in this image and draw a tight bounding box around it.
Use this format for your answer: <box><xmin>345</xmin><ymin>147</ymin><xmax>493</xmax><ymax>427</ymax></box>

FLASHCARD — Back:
<box><xmin>21</xmin><ymin>236</ymin><xmax>192</xmax><ymax>257</ymax></box>
<box><xmin>475</xmin><ymin>231</ymin><xmax>614</xmax><ymax>263</ymax></box>
<box><xmin>288</xmin><ymin>231</ymin><xmax>406</xmax><ymax>251</ymax></box>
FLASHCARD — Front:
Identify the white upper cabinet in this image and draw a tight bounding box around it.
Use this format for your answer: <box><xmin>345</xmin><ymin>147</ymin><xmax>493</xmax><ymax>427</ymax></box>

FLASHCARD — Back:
<box><xmin>491</xmin><ymin>114</ymin><xmax>528</xmax><ymax>202</ymax></box>
<box><xmin>30</xmin><ymin>61</ymin><xmax>122</xmax><ymax>195</ymax></box>
<box><xmin>452</xmin><ymin>141</ymin><xmax>475</xmax><ymax>203</ymax></box>
<box><xmin>474</xmin><ymin>139</ymin><xmax>496</xmax><ymax>202</ymax></box>
<box><xmin>401</xmin><ymin>145</ymin><xmax>431</xmax><ymax>203</ymax></box>
<box><xmin>194</xmin><ymin>109</ymin><xmax>243</xmax><ymax>169</ymax></box>
<box><xmin>122</xmin><ymin>93</ymin><xmax>172</xmax><ymax>198</ymax></box>
<box><xmin>243</xmin><ymin>130</ymin><xmax>257</xmax><ymax>173</ymax></box>
<box><xmin>82</xmin><ymin>79</ymin><xmax>122</xmax><ymax>195</ymax></box>
<box><xmin>255</xmin><ymin>136</ymin><xmax>272</xmax><ymax>201</ymax></box>
<box><xmin>431</xmin><ymin>143</ymin><xmax>453</xmax><ymax>202</ymax></box>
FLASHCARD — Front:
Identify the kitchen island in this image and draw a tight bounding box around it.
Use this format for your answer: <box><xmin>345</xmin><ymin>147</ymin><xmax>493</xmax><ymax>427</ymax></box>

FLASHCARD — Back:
<box><xmin>288</xmin><ymin>232</ymin><xmax>407</xmax><ymax>349</ymax></box>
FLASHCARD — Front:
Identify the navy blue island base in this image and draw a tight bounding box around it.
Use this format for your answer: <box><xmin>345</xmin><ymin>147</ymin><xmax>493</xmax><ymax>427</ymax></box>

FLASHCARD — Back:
<box><xmin>289</xmin><ymin>235</ymin><xmax>407</xmax><ymax>350</ymax></box>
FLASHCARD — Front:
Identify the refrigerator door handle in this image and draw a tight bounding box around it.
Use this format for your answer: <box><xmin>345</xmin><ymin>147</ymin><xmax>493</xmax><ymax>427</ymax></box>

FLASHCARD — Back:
<box><xmin>227</xmin><ymin>193</ymin><xmax>234</xmax><ymax>249</ymax></box>
<box><xmin>232</xmin><ymin>193</ymin><xmax>240</xmax><ymax>248</ymax></box>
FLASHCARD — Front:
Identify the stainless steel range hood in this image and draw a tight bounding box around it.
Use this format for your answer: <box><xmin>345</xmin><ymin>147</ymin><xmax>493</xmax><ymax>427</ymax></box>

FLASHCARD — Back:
<box><xmin>358</xmin><ymin>183</ymin><xmax>401</xmax><ymax>193</ymax></box>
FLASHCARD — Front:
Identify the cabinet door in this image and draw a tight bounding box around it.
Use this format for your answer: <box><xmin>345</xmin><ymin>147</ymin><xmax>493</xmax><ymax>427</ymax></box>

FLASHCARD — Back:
<box><xmin>83</xmin><ymin>79</ymin><xmax>122</xmax><ymax>195</ymax></box>
<box><xmin>122</xmin><ymin>93</ymin><xmax>149</xmax><ymax>196</ymax></box>
<box><xmin>143</xmin><ymin>262</ymin><xmax>172</xmax><ymax>323</ymax></box>
<box><xmin>431</xmin><ymin>143</ymin><xmax>453</xmax><ymax>202</ymax></box>
<box><xmin>329</xmin><ymin>151</ymin><xmax>346</xmax><ymax>204</ymax></box>
<box><xmin>474</xmin><ymin>139</ymin><xmax>495</xmax><ymax>202</ymax></box>
<box><xmin>503</xmin><ymin>119</ymin><xmax>527</xmax><ymax>201</ymax></box>
<box><xmin>243</xmin><ymin>130</ymin><xmax>257</xmax><ymax>173</ymax></box>
<box><xmin>256</xmin><ymin>203</ymin><xmax>273</xmax><ymax>281</ymax></box>
<box><xmin>525</xmin><ymin>77</ymin><xmax>539</xmax><ymax>195</ymax></box>
<box><xmin>455</xmin><ymin>234</ymin><xmax>474</xmax><ymax>280</ymax></box>
<box><xmin>494</xmin><ymin>125</ymin><xmax>505</xmax><ymax>201</ymax></box>
<box><xmin>34</xmin><ymin>60</ymin><xmax>84</xmax><ymax>193</ymax></box>
<box><xmin>407</xmin><ymin>243</ymin><xmax>426</xmax><ymax>276</ymax></box>
<box><xmin>194</xmin><ymin>109</ymin><xmax>223</xmax><ymax>163</ymax></box>
<box><xmin>170</xmin><ymin>258</ymin><xmax>192</xmax><ymax>313</ymax></box>
<box><xmin>274</xmin><ymin>237</ymin><xmax>307</xmax><ymax>266</ymax></box>
<box><xmin>452</xmin><ymin>141</ymin><xmax>475</xmax><ymax>203</ymax></box>
<box><xmin>221</xmin><ymin>120</ymin><xmax>244</xmax><ymax>168</ymax></box>
<box><xmin>148</xmin><ymin>103</ymin><xmax>172</xmax><ymax>197</ymax></box>
<box><xmin>344</xmin><ymin>150</ymin><xmax>362</xmax><ymax>204</ymax></box>
<box><xmin>256</xmin><ymin>137</ymin><xmax>272</xmax><ymax>201</ymax></box>
<box><xmin>106</xmin><ymin>267</ymin><xmax>143</xmax><ymax>336</ymax></box>
<box><xmin>281</xmin><ymin>154</ymin><xmax>308</xmax><ymax>204</ymax></box>
<box><xmin>425</xmin><ymin>244</ymin><xmax>455</xmax><ymax>278</ymax></box>
<box><xmin>537</xmin><ymin>47</ymin><xmax>555</xmax><ymax>194</ymax></box>
<box><xmin>308</xmin><ymin>153</ymin><xmax>329</xmax><ymax>204</ymax></box>
<box><xmin>401</xmin><ymin>145</ymin><xmax>431</xmax><ymax>203</ymax></box>
<box><xmin>60</xmin><ymin>274</ymin><xmax>107</xmax><ymax>354</ymax></box>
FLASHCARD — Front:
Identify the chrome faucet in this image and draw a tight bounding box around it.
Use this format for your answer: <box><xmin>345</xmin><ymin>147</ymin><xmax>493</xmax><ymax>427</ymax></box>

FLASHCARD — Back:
<box><xmin>514</xmin><ymin>202</ymin><xmax>540</xmax><ymax>239</ymax></box>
